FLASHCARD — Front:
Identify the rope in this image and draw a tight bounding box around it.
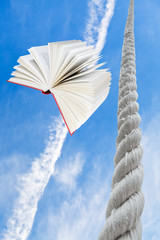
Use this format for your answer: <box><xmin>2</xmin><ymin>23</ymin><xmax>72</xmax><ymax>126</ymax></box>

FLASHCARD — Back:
<box><xmin>98</xmin><ymin>0</ymin><xmax>144</xmax><ymax>239</ymax></box>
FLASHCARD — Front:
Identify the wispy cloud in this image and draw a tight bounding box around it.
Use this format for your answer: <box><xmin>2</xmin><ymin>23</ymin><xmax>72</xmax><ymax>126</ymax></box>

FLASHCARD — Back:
<box><xmin>84</xmin><ymin>0</ymin><xmax>116</xmax><ymax>54</ymax></box>
<box><xmin>84</xmin><ymin>0</ymin><xmax>105</xmax><ymax>45</ymax></box>
<box><xmin>54</xmin><ymin>152</ymin><xmax>85</xmax><ymax>191</ymax></box>
<box><xmin>2</xmin><ymin>117</ymin><xmax>67</xmax><ymax>240</ymax></box>
<box><xmin>142</xmin><ymin>114</ymin><xmax>160</xmax><ymax>240</ymax></box>
<box><xmin>31</xmin><ymin>156</ymin><xmax>112</xmax><ymax>240</ymax></box>
<box><xmin>54</xmin><ymin>186</ymin><xmax>109</xmax><ymax>240</ymax></box>
<box><xmin>95</xmin><ymin>0</ymin><xmax>116</xmax><ymax>54</ymax></box>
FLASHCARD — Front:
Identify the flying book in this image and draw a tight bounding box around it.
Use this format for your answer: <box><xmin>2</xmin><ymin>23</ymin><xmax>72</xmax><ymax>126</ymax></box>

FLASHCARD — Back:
<box><xmin>8</xmin><ymin>40</ymin><xmax>111</xmax><ymax>135</ymax></box>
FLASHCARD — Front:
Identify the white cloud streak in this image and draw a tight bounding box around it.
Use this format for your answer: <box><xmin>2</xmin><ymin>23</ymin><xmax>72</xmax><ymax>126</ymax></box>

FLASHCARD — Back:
<box><xmin>2</xmin><ymin>117</ymin><xmax>67</xmax><ymax>240</ymax></box>
<box><xmin>84</xmin><ymin>0</ymin><xmax>105</xmax><ymax>45</ymax></box>
<box><xmin>95</xmin><ymin>0</ymin><xmax>116</xmax><ymax>54</ymax></box>
<box><xmin>84</xmin><ymin>0</ymin><xmax>116</xmax><ymax>54</ymax></box>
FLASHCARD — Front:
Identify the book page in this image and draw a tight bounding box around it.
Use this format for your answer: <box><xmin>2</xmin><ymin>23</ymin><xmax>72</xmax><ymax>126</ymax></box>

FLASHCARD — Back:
<box><xmin>53</xmin><ymin>45</ymin><xmax>94</xmax><ymax>85</ymax></box>
<box><xmin>8</xmin><ymin>77</ymin><xmax>43</xmax><ymax>91</ymax></box>
<box><xmin>53</xmin><ymin>48</ymin><xmax>98</xmax><ymax>86</ymax></box>
<box><xmin>49</xmin><ymin>40</ymin><xmax>82</xmax><ymax>81</ymax></box>
<box><xmin>11</xmin><ymin>71</ymin><xmax>45</xmax><ymax>90</ymax></box>
<box><xmin>14</xmin><ymin>65</ymin><xmax>44</xmax><ymax>85</ymax></box>
<box><xmin>48</xmin><ymin>40</ymin><xmax>86</xmax><ymax>88</ymax></box>
<box><xmin>18</xmin><ymin>54</ymin><xmax>47</xmax><ymax>89</ymax></box>
<box><xmin>58</xmin><ymin>58</ymin><xmax>104</xmax><ymax>83</ymax></box>
<box><xmin>53</xmin><ymin>90</ymin><xmax>88</xmax><ymax>134</ymax></box>
<box><xmin>28</xmin><ymin>45</ymin><xmax>49</xmax><ymax>85</ymax></box>
<box><xmin>50</xmin><ymin>70</ymin><xmax>111</xmax><ymax>134</ymax></box>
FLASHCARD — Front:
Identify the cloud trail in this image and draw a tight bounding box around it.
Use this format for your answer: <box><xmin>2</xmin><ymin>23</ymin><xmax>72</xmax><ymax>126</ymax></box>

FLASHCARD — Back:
<box><xmin>2</xmin><ymin>117</ymin><xmax>67</xmax><ymax>240</ymax></box>
<box><xmin>95</xmin><ymin>0</ymin><xmax>116</xmax><ymax>54</ymax></box>
<box><xmin>84</xmin><ymin>0</ymin><xmax>116</xmax><ymax>54</ymax></box>
<box><xmin>84</xmin><ymin>0</ymin><xmax>105</xmax><ymax>45</ymax></box>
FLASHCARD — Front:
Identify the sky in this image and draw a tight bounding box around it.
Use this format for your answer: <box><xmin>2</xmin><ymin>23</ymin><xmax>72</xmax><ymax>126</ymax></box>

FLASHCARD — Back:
<box><xmin>0</xmin><ymin>0</ymin><xmax>160</xmax><ymax>239</ymax></box>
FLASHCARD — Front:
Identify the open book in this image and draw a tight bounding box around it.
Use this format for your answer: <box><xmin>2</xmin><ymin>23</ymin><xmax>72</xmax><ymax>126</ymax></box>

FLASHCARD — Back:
<box><xmin>8</xmin><ymin>40</ymin><xmax>111</xmax><ymax>135</ymax></box>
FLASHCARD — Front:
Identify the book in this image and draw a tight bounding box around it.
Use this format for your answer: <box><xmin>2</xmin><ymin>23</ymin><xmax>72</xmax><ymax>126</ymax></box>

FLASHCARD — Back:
<box><xmin>8</xmin><ymin>40</ymin><xmax>111</xmax><ymax>135</ymax></box>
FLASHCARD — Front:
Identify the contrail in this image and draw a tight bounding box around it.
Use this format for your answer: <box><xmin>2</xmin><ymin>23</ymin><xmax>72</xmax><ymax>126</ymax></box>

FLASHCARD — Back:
<box><xmin>96</xmin><ymin>0</ymin><xmax>116</xmax><ymax>54</ymax></box>
<box><xmin>3</xmin><ymin>117</ymin><xmax>67</xmax><ymax>240</ymax></box>
<box><xmin>84</xmin><ymin>0</ymin><xmax>105</xmax><ymax>45</ymax></box>
<box><xmin>3</xmin><ymin>1</ymin><xmax>116</xmax><ymax>239</ymax></box>
<box><xmin>85</xmin><ymin>0</ymin><xmax>116</xmax><ymax>54</ymax></box>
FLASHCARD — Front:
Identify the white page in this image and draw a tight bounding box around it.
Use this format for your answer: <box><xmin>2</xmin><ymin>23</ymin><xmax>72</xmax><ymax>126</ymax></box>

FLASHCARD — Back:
<box><xmin>50</xmin><ymin>41</ymin><xmax>86</xmax><ymax>78</ymax></box>
<box><xmin>54</xmin><ymin>70</ymin><xmax>111</xmax><ymax>105</ymax></box>
<box><xmin>53</xmin><ymin>45</ymin><xmax>95</xmax><ymax>84</ymax></box>
<box><xmin>50</xmin><ymin>69</ymin><xmax>111</xmax><ymax>134</ymax></box>
<box><xmin>58</xmin><ymin>58</ymin><xmax>103</xmax><ymax>83</ymax></box>
<box><xmin>53</xmin><ymin>70</ymin><xmax>111</xmax><ymax>133</ymax></box>
<box><xmin>28</xmin><ymin>45</ymin><xmax>49</xmax><ymax>85</ymax></box>
<box><xmin>53</xmin><ymin>90</ymin><xmax>87</xmax><ymax>133</ymax></box>
<box><xmin>14</xmin><ymin>65</ymin><xmax>44</xmax><ymax>84</ymax></box>
<box><xmin>49</xmin><ymin>40</ymin><xmax>81</xmax><ymax>79</ymax></box>
<box><xmin>11</xmin><ymin>71</ymin><xmax>45</xmax><ymax>90</ymax></box>
<box><xmin>18</xmin><ymin>54</ymin><xmax>47</xmax><ymax>88</ymax></box>
<box><xmin>63</xmin><ymin>49</ymin><xmax>97</xmax><ymax>73</ymax></box>
<box><xmin>52</xmin><ymin>90</ymin><xmax>79</xmax><ymax>133</ymax></box>
<box><xmin>54</xmin><ymin>48</ymin><xmax>97</xmax><ymax>85</ymax></box>
<box><xmin>49</xmin><ymin>40</ymin><xmax>86</xmax><ymax>87</ymax></box>
<box><xmin>56</xmin><ymin>41</ymin><xmax>84</xmax><ymax>65</ymax></box>
<box><xmin>8</xmin><ymin>77</ymin><xmax>43</xmax><ymax>91</ymax></box>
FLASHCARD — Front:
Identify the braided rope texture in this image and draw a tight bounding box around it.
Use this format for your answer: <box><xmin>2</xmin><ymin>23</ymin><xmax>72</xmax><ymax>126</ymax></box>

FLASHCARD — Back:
<box><xmin>98</xmin><ymin>1</ymin><xmax>144</xmax><ymax>239</ymax></box>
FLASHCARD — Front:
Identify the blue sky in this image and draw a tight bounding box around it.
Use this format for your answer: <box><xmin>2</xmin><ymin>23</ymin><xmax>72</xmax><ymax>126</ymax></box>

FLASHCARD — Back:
<box><xmin>0</xmin><ymin>0</ymin><xmax>160</xmax><ymax>239</ymax></box>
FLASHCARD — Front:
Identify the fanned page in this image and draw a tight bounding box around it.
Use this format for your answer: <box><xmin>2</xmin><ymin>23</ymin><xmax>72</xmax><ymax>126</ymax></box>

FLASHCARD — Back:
<box><xmin>18</xmin><ymin>54</ymin><xmax>46</xmax><ymax>83</ymax></box>
<box><xmin>58</xmin><ymin>57</ymin><xmax>104</xmax><ymax>83</ymax></box>
<box><xmin>50</xmin><ymin>45</ymin><xmax>97</xmax><ymax>87</ymax></box>
<box><xmin>8</xmin><ymin>54</ymin><xmax>48</xmax><ymax>91</ymax></box>
<box><xmin>11</xmin><ymin>65</ymin><xmax>46</xmax><ymax>90</ymax></box>
<box><xmin>8</xmin><ymin>40</ymin><xmax>111</xmax><ymax>135</ymax></box>
<box><xmin>28</xmin><ymin>45</ymin><xmax>49</xmax><ymax>85</ymax></box>
<box><xmin>48</xmin><ymin>40</ymin><xmax>87</xmax><ymax>88</ymax></box>
<box><xmin>51</xmin><ymin>70</ymin><xmax>111</xmax><ymax>134</ymax></box>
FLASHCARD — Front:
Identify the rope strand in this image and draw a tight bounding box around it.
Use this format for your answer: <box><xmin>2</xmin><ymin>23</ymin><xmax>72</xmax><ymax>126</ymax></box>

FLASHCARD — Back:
<box><xmin>98</xmin><ymin>1</ymin><xmax>144</xmax><ymax>239</ymax></box>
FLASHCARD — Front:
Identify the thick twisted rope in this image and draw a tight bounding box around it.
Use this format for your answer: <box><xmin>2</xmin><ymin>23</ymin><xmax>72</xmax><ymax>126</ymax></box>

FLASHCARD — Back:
<box><xmin>98</xmin><ymin>1</ymin><xmax>144</xmax><ymax>239</ymax></box>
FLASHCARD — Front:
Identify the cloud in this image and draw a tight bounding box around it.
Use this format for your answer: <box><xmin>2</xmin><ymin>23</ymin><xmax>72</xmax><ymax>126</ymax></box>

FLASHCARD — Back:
<box><xmin>84</xmin><ymin>0</ymin><xmax>105</xmax><ymax>45</ymax></box>
<box><xmin>141</xmin><ymin>114</ymin><xmax>160</xmax><ymax>240</ymax></box>
<box><xmin>84</xmin><ymin>0</ymin><xmax>116</xmax><ymax>54</ymax></box>
<box><xmin>2</xmin><ymin>117</ymin><xmax>67</xmax><ymax>240</ymax></box>
<box><xmin>95</xmin><ymin>0</ymin><xmax>116</xmax><ymax>54</ymax></box>
<box><xmin>54</xmin><ymin>152</ymin><xmax>85</xmax><ymax>191</ymax></box>
<box><xmin>30</xmin><ymin>157</ymin><xmax>112</xmax><ymax>240</ymax></box>
<box><xmin>54</xmin><ymin>186</ymin><xmax>108</xmax><ymax>240</ymax></box>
